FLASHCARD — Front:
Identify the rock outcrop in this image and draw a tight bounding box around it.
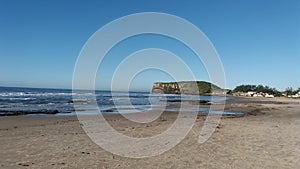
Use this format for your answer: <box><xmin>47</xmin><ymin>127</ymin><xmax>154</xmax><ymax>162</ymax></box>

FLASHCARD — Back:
<box><xmin>152</xmin><ymin>81</ymin><xmax>225</xmax><ymax>95</ymax></box>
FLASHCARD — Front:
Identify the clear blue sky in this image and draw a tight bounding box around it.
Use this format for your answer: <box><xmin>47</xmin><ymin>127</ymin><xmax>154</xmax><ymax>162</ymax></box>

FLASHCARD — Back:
<box><xmin>1</xmin><ymin>0</ymin><xmax>299</xmax><ymax>91</ymax></box>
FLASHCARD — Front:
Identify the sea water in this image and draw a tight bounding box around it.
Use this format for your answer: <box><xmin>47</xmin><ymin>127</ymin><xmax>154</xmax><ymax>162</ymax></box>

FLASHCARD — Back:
<box><xmin>0</xmin><ymin>87</ymin><xmax>240</xmax><ymax>116</ymax></box>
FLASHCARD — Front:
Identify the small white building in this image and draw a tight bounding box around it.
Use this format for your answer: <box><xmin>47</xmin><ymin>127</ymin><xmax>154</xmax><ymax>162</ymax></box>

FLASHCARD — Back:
<box><xmin>291</xmin><ymin>92</ymin><xmax>300</xmax><ymax>98</ymax></box>
<box><xmin>247</xmin><ymin>91</ymin><xmax>256</xmax><ymax>96</ymax></box>
<box><xmin>253</xmin><ymin>93</ymin><xmax>263</xmax><ymax>97</ymax></box>
<box><xmin>265</xmin><ymin>93</ymin><xmax>275</xmax><ymax>98</ymax></box>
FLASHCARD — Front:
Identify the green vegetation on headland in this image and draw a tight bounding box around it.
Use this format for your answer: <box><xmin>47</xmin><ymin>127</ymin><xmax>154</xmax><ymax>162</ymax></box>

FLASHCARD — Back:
<box><xmin>152</xmin><ymin>81</ymin><xmax>300</xmax><ymax>98</ymax></box>
<box><xmin>231</xmin><ymin>84</ymin><xmax>300</xmax><ymax>98</ymax></box>
<box><xmin>152</xmin><ymin>81</ymin><xmax>225</xmax><ymax>95</ymax></box>
<box><xmin>231</xmin><ymin>85</ymin><xmax>281</xmax><ymax>96</ymax></box>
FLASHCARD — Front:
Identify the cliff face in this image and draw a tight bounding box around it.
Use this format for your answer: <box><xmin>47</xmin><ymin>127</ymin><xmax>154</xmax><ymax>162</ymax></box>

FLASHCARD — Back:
<box><xmin>152</xmin><ymin>82</ymin><xmax>181</xmax><ymax>94</ymax></box>
<box><xmin>152</xmin><ymin>81</ymin><xmax>224</xmax><ymax>95</ymax></box>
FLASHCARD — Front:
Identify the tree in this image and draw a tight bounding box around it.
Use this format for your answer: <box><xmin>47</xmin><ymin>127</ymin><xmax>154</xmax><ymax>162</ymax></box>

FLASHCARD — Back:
<box><xmin>233</xmin><ymin>85</ymin><xmax>256</xmax><ymax>93</ymax></box>
<box><xmin>233</xmin><ymin>84</ymin><xmax>282</xmax><ymax>97</ymax></box>
<box><xmin>227</xmin><ymin>89</ymin><xmax>232</xmax><ymax>95</ymax></box>
<box><xmin>285</xmin><ymin>87</ymin><xmax>293</xmax><ymax>96</ymax></box>
<box><xmin>297</xmin><ymin>88</ymin><xmax>300</xmax><ymax>93</ymax></box>
<box><xmin>256</xmin><ymin>85</ymin><xmax>264</xmax><ymax>93</ymax></box>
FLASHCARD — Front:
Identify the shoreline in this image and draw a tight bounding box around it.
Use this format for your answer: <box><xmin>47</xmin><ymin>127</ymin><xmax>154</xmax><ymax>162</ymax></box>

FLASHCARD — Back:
<box><xmin>0</xmin><ymin>96</ymin><xmax>288</xmax><ymax>117</ymax></box>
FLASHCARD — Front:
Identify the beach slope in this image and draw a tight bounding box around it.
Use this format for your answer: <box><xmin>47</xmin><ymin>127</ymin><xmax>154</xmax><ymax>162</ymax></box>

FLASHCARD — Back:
<box><xmin>0</xmin><ymin>97</ymin><xmax>299</xmax><ymax>168</ymax></box>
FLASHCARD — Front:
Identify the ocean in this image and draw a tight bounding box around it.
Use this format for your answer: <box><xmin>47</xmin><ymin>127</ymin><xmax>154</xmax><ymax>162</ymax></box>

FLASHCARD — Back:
<box><xmin>0</xmin><ymin>87</ymin><xmax>233</xmax><ymax>116</ymax></box>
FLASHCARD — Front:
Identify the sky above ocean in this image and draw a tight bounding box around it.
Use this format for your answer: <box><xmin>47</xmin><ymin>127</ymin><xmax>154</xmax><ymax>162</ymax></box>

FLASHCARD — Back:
<box><xmin>0</xmin><ymin>0</ymin><xmax>299</xmax><ymax>91</ymax></box>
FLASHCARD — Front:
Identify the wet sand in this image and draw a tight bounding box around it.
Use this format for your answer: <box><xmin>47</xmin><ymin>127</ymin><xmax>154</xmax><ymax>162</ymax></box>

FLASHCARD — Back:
<box><xmin>0</xmin><ymin>97</ymin><xmax>299</xmax><ymax>168</ymax></box>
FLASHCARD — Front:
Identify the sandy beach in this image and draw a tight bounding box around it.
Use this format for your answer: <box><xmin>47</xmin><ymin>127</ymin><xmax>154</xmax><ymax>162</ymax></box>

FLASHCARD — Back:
<box><xmin>0</xmin><ymin>97</ymin><xmax>299</xmax><ymax>169</ymax></box>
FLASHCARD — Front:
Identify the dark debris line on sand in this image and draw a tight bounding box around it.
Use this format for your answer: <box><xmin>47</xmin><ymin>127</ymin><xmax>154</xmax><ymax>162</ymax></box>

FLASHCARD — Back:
<box><xmin>0</xmin><ymin>109</ymin><xmax>62</xmax><ymax>116</ymax></box>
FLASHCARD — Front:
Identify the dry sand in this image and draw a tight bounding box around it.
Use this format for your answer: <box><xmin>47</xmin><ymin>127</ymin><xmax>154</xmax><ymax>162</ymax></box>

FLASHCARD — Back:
<box><xmin>0</xmin><ymin>97</ymin><xmax>299</xmax><ymax>169</ymax></box>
